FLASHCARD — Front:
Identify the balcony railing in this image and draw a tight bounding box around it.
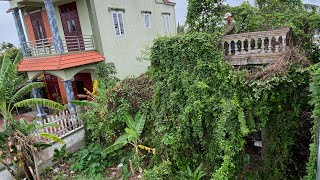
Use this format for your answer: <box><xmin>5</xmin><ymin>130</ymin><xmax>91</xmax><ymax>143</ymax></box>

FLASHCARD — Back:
<box><xmin>221</xmin><ymin>28</ymin><xmax>293</xmax><ymax>66</ymax></box>
<box><xmin>23</xmin><ymin>35</ymin><xmax>95</xmax><ymax>57</ymax></box>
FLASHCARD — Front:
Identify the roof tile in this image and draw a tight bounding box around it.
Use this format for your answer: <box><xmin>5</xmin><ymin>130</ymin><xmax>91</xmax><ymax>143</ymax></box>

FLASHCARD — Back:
<box><xmin>18</xmin><ymin>51</ymin><xmax>105</xmax><ymax>72</ymax></box>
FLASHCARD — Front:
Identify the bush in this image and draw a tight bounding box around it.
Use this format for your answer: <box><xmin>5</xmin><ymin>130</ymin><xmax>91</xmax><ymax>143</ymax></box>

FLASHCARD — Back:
<box><xmin>148</xmin><ymin>33</ymin><xmax>255</xmax><ymax>179</ymax></box>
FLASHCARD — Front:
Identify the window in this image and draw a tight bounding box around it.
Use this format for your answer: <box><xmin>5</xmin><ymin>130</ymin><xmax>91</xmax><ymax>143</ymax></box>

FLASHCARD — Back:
<box><xmin>163</xmin><ymin>14</ymin><xmax>170</xmax><ymax>33</ymax></box>
<box><xmin>112</xmin><ymin>11</ymin><xmax>125</xmax><ymax>36</ymax></box>
<box><xmin>143</xmin><ymin>13</ymin><xmax>151</xmax><ymax>28</ymax></box>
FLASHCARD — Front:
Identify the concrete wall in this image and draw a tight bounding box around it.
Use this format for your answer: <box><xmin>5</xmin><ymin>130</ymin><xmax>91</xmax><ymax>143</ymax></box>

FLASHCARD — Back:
<box><xmin>92</xmin><ymin>0</ymin><xmax>177</xmax><ymax>79</ymax></box>
<box><xmin>38</xmin><ymin>127</ymin><xmax>85</xmax><ymax>170</ymax></box>
<box><xmin>0</xmin><ymin>127</ymin><xmax>85</xmax><ymax>180</ymax></box>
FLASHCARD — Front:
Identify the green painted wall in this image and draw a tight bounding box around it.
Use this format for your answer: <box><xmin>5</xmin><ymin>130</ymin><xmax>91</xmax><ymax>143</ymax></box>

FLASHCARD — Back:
<box><xmin>92</xmin><ymin>0</ymin><xmax>177</xmax><ymax>79</ymax></box>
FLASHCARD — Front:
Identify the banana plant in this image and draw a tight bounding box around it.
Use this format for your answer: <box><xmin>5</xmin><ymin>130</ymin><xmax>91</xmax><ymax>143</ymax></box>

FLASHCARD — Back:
<box><xmin>102</xmin><ymin>112</ymin><xmax>155</xmax><ymax>172</ymax></box>
<box><xmin>0</xmin><ymin>52</ymin><xmax>65</xmax><ymax>127</ymax></box>
<box><xmin>0</xmin><ymin>118</ymin><xmax>65</xmax><ymax>180</ymax></box>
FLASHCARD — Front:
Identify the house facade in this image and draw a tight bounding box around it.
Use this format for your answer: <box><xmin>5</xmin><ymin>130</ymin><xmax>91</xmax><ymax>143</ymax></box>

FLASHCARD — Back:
<box><xmin>8</xmin><ymin>0</ymin><xmax>176</xmax><ymax>116</ymax></box>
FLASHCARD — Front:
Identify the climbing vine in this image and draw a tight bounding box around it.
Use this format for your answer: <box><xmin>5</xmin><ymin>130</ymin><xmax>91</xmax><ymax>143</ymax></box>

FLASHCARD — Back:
<box><xmin>149</xmin><ymin>33</ymin><xmax>255</xmax><ymax>179</ymax></box>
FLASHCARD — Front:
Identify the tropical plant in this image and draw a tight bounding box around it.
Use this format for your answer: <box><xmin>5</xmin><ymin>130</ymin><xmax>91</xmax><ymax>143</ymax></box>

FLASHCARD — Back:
<box><xmin>178</xmin><ymin>165</ymin><xmax>206</xmax><ymax>180</ymax></box>
<box><xmin>71</xmin><ymin>143</ymin><xmax>112</xmax><ymax>175</ymax></box>
<box><xmin>0</xmin><ymin>52</ymin><xmax>64</xmax><ymax>127</ymax></box>
<box><xmin>53</xmin><ymin>144</ymin><xmax>72</xmax><ymax>164</ymax></box>
<box><xmin>102</xmin><ymin>112</ymin><xmax>154</xmax><ymax>173</ymax></box>
<box><xmin>0</xmin><ymin>118</ymin><xmax>64</xmax><ymax>180</ymax></box>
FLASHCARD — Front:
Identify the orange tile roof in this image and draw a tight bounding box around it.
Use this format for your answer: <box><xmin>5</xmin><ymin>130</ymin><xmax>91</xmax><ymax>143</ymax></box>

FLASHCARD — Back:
<box><xmin>18</xmin><ymin>51</ymin><xmax>105</xmax><ymax>72</ymax></box>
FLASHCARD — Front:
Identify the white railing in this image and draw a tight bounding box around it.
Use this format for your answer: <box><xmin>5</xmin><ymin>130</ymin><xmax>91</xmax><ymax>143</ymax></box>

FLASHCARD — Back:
<box><xmin>221</xmin><ymin>28</ymin><xmax>293</xmax><ymax>56</ymax></box>
<box><xmin>34</xmin><ymin>107</ymin><xmax>83</xmax><ymax>143</ymax></box>
<box><xmin>23</xmin><ymin>35</ymin><xmax>95</xmax><ymax>57</ymax></box>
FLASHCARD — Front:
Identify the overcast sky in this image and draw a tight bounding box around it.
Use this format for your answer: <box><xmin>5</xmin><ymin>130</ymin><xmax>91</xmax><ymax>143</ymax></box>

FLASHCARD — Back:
<box><xmin>0</xmin><ymin>0</ymin><xmax>318</xmax><ymax>46</ymax></box>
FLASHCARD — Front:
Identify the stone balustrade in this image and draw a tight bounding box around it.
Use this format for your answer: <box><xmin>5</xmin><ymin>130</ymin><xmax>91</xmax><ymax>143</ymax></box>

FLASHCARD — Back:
<box><xmin>221</xmin><ymin>28</ymin><xmax>293</xmax><ymax>66</ymax></box>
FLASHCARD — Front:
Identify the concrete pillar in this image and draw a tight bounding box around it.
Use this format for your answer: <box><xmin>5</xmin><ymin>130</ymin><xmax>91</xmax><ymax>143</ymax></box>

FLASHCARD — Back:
<box><xmin>32</xmin><ymin>88</ymin><xmax>47</xmax><ymax>119</ymax></box>
<box><xmin>12</xmin><ymin>8</ymin><xmax>27</xmax><ymax>57</ymax></box>
<box><xmin>63</xmin><ymin>80</ymin><xmax>76</xmax><ymax>112</ymax></box>
<box><xmin>44</xmin><ymin>0</ymin><xmax>64</xmax><ymax>53</ymax></box>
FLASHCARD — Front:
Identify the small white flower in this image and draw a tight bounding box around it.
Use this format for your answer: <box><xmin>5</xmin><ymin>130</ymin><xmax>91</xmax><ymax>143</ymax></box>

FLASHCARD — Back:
<box><xmin>117</xmin><ymin>163</ymin><xmax>124</xmax><ymax>168</ymax></box>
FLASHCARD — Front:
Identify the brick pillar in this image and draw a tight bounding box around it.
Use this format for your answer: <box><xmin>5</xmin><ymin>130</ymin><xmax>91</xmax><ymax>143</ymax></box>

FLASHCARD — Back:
<box><xmin>12</xmin><ymin>8</ymin><xmax>27</xmax><ymax>57</ymax></box>
<box><xmin>44</xmin><ymin>0</ymin><xmax>64</xmax><ymax>53</ymax></box>
<box><xmin>63</xmin><ymin>80</ymin><xmax>76</xmax><ymax>112</ymax></box>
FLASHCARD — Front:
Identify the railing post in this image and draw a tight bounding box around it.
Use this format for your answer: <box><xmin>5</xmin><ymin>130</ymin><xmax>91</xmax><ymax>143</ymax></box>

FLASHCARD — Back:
<box><xmin>261</xmin><ymin>38</ymin><xmax>265</xmax><ymax>53</ymax></box>
<box><xmin>42</xmin><ymin>40</ymin><xmax>46</xmax><ymax>55</ymax></box>
<box><xmin>77</xmin><ymin>36</ymin><xmax>81</xmax><ymax>51</ymax></box>
<box><xmin>254</xmin><ymin>38</ymin><xmax>259</xmax><ymax>53</ymax></box>
<box><xmin>91</xmin><ymin>35</ymin><xmax>95</xmax><ymax>50</ymax></box>
<box><xmin>241</xmin><ymin>40</ymin><xmax>245</xmax><ymax>55</ymax></box>
<box><xmin>229</xmin><ymin>40</ymin><xmax>233</xmax><ymax>55</ymax></box>
<box><xmin>275</xmin><ymin>36</ymin><xmax>280</xmax><ymax>52</ymax></box>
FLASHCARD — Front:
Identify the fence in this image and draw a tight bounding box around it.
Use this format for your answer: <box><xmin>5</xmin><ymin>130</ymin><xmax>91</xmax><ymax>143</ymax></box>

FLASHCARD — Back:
<box><xmin>34</xmin><ymin>107</ymin><xmax>84</xmax><ymax>143</ymax></box>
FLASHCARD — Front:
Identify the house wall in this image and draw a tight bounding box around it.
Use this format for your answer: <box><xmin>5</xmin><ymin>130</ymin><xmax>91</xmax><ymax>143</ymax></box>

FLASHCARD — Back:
<box><xmin>11</xmin><ymin>0</ymin><xmax>93</xmax><ymax>42</ymax></box>
<box><xmin>92</xmin><ymin>0</ymin><xmax>176</xmax><ymax>79</ymax></box>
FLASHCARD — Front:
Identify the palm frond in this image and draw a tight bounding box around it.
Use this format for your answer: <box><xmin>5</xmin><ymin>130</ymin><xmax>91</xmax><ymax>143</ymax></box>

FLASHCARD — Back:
<box><xmin>13</xmin><ymin>51</ymin><xmax>22</xmax><ymax>64</ymax></box>
<box><xmin>11</xmin><ymin>82</ymin><xmax>44</xmax><ymax>103</ymax></box>
<box><xmin>13</xmin><ymin>98</ymin><xmax>65</xmax><ymax>110</ymax></box>
<box><xmin>39</xmin><ymin>133</ymin><xmax>64</xmax><ymax>144</ymax></box>
<box><xmin>102</xmin><ymin>141</ymin><xmax>127</xmax><ymax>156</ymax></box>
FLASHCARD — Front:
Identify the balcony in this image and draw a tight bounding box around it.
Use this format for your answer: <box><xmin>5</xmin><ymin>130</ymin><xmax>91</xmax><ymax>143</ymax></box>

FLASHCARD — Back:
<box><xmin>23</xmin><ymin>35</ymin><xmax>95</xmax><ymax>57</ymax></box>
<box><xmin>222</xmin><ymin>28</ymin><xmax>293</xmax><ymax>66</ymax></box>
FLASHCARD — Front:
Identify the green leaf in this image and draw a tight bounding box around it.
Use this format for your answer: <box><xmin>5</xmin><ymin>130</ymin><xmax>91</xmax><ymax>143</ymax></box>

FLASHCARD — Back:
<box><xmin>102</xmin><ymin>141</ymin><xmax>127</xmax><ymax>156</ymax></box>
<box><xmin>125</xmin><ymin>128</ymin><xmax>137</xmax><ymax>141</ymax></box>
<box><xmin>124</xmin><ymin>113</ymin><xmax>135</xmax><ymax>130</ymax></box>
<box><xmin>135</xmin><ymin>113</ymin><xmax>146</xmax><ymax>138</ymax></box>
<box><xmin>11</xmin><ymin>82</ymin><xmax>44</xmax><ymax>103</ymax></box>
<box><xmin>115</xmin><ymin>134</ymin><xmax>129</xmax><ymax>143</ymax></box>
<box><xmin>70</xmin><ymin>100</ymin><xmax>98</xmax><ymax>107</ymax></box>
<box><xmin>14</xmin><ymin>98</ymin><xmax>65</xmax><ymax>110</ymax></box>
<box><xmin>39</xmin><ymin>133</ymin><xmax>64</xmax><ymax>144</ymax></box>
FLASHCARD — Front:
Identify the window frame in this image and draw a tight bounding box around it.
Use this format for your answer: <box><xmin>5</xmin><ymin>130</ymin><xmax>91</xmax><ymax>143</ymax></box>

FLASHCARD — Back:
<box><xmin>112</xmin><ymin>11</ymin><xmax>125</xmax><ymax>36</ymax></box>
<box><xmin>143</xmin><ymin>12</ymin><xmax>151</xmax><ymax>28</ymax></box>
<box><xmin>163</xmin><ymin>13</ymin><xmax>170</xmax><ymax>33</ymax></box>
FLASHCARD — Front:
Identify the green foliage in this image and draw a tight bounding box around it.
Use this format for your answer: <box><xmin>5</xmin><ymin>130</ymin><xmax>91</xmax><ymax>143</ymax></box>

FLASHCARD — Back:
<box><xmin>71</xmin><ymin>143</ymin><xmax>112</xmax><ymax>175</ymax></box>
<box><xmin>186</xmin><ymin>0</ymin><xmax>226</xmax><ymax>33</ymax></box>
<box><xmin>226</xmin><ymin>1</ymin><xmax>320</xmax><ymax>62</ymax></box>
<box><xmin>53</xmin><ymin>144</ymin><xmax>72</xmax><ymax>164</ymax></box>
<box><xmin>249</xmin><ymin>67</ymin><xmax>311</xmax><ymax>179</ymax></box>
<box><xmin>304</xmin><ymin>63</ymin><xmax>320</xmax><ymax>180</ymax></box>
<box><xmin>94</xmin><ymin>62</ymin><xmax>119</xmax><ymax>88</ymax></box>
<box><xmin>178</xmin><ymin>165</ymin><xmax>206</xmax><ymax>180</ymax></box>
<box><xmin>0</xmin><ymin>52</ymin><xmax>64</xmax><ymax>127</ymax></box>
<box><xmin>143</xmin><ymin>160</ymin><xmax>173</xmax><ymax>180</ymax></box>
<box><xmin>149</xmin><ymin>33</ymin><xmax>254</xmax><ymax>179</ymax></box>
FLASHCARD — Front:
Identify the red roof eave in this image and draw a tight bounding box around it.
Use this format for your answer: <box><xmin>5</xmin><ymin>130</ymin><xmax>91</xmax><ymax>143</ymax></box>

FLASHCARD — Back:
<box><xmin>18</xmin><ymin>51</ymin><xmax>105</xmax><ymax>72</ymax></box>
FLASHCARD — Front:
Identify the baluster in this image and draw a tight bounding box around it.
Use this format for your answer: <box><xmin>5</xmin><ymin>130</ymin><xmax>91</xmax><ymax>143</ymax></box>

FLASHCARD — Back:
<box><xmin>254</xmin><ymin>38</ymin><xmax>258</xmax><ymax>53</ymax></box>
<box><xmin>63</xmin><ymin>110</ymin><xmax>68</xmax><ymax>133</ymax></box>
<box><xmin>241</xmin><ymin>40</ymin><xmax>245</xmax><ymax>55</ymax></box>
<box><xmin>275</xmin><ymin>36</ymin><xmax>279</xmax><ymax>52</ymax></box>
<box><xmin>229</xmin><ymin>40</ymin><xmax>233</xmax><ymax>55</ymax></box>
<box><xmin>266</xmin><ymin>37</ymin><xmax>271</xmax><ymax>53</ymax></box>
<box><xmin>260</xmin><ymin>38</ymin><xmax>264</xmax><ymax>53</ymax></box>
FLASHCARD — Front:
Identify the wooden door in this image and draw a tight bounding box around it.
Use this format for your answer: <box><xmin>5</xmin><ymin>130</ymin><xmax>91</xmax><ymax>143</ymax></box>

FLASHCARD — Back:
<box><xmin>30</xmin><ymin>12</ymin><xmax>48</xmax><ymax>46</ymax></box>
<box><xmin>73</xmin><ymin>73</ymin><xmax>93</xmax><ymax>100</ymax></box>
<box><xmin>59</xmin><ymin>2</ymin><xmax>84</xmax><ymax>51</ymax></box>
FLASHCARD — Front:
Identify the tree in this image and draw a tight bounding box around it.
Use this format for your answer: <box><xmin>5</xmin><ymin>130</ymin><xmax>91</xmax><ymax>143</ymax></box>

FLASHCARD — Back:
<box><xmin>0</xmin><ymin>52</ymin><xmax>64</xmax><ymax>127</ymax></box>
<box><xmin>186</xmin><ymin>0</ymin><xmax>226</xmax><ymax>33</ymax></box>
